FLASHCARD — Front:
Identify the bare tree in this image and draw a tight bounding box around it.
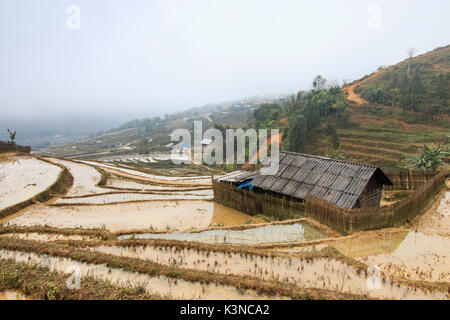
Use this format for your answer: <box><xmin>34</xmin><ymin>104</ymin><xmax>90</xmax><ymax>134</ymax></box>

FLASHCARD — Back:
<box><xmin>407</xmin><ymin>47</ymin><xmax>417</xmax><ymax>77</ymax></box>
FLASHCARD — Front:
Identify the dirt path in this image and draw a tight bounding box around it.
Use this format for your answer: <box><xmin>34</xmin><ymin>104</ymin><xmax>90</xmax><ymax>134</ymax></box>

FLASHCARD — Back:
<box><xmin>343</xmin><ymin>71</ymin><xmax>384</xmax><ymax>106</ymax></box>
<box><xmin>200</xmin><ymin>113</ymin><xmax>213</xmax><ymax>122</ymax></box>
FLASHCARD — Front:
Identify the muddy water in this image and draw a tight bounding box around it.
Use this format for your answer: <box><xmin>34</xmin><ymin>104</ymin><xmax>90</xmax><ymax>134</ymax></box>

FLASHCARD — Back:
<box><xmin>329</xmin><ymin>231</ymin><xmax>409</xmax><ymax>259</ymax></box>
<box><xmin>83</xmin><ymin>161</ymin><xmax>212</xmax><ymax>183</ymax></box>
<box><xmin>118</xmin><ymin>223</ymin><xmax>328</xmax><ymax>245</ymax></box>
<box><xmin>0</xmin><ymin>155</ymin><xmax>61</xmax><ymax>210</ymax></box>
<box><xmin>3</xmin><ymin>201</ymin><xmax>259</xmax><ymax>232</ymax></box>
<box><xmin>356</xmin><ymin>231</ymin><xmax>450</xmax><ymax>282</ymax></box>
<box><xmin>0</xmin><ymin>250</ymin><xmax>281</xmax><ymax>300</ymax></box>
<box><xmin>210</xmin><ymin>204</ymin><xmax>265</xmax><ymax>226</ymax></box>
<box><xmin>89</xmin><ymin>244</ymin><xmax>447</xmax><ymax>300</ymax></box>
<box><xmin>49</xmin><ymin>158</ymin><xmax>113</xmax><ymax>196</ymax></box>
<box><xmin>0</xmin><ymin>233</ymin><xmax>99</xmax><ymax>242</ymax></box>
<box><xmin>416</xmin><ymin>189</ymin><xmax>450</xmax><ymax>237</ymax></box>
<box><xmin>106</xmin><ymin>178</ymin><xmax>209</xmax><ymax>191</ymax></box>
<box><xmin>53</xmin><ymin>191</ymin><xmax>214</xmax><ymax>205</ymax></box>
<box><xmin>0</xmin><ymin>290</ymin><xmax>32</xmax><ymax>300</ymax></box>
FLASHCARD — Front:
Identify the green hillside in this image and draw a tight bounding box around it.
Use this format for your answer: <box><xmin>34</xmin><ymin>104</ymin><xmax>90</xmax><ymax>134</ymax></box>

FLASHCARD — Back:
<box><xmin>291</xmin><ymin>46</ymin><xmax>450</xmax><ymax>168</ymax></box>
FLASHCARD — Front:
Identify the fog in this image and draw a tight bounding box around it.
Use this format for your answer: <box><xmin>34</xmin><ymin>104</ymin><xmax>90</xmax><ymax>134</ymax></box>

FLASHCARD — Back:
<box><xmin>1</xmin><ymin>0</ymin><xmax>449</xmax><ymax>121</ymax></box>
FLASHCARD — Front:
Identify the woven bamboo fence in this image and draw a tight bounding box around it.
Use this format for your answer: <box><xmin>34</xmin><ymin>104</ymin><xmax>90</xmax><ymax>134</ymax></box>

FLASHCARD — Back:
<box><xmin>305</xmin><ymin>170</ymin><xmax>447</xmax><ymax>235</ymax></box>
<box><xmin>0</xmin><ymin>141</ymin><xmax>31</xmax><ymax>153</ymax></box>
<box><xmin>213</xmin><ymin>181</ymin><xmax>305</xmax><ymax>220</ymax></box>
<box><xmin>384</xmin><ymin>170</ymin><xmax>438</xmax><ymax>190</ymax></box>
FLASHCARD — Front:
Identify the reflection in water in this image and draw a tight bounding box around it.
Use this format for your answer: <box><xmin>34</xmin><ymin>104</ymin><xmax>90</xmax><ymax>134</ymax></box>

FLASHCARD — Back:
<box><xmin>211</xmin><ymin>202</ymin><xmax>265</xmax><ymax>226</ymax></box>
<box><xmin>329</xmin><ymin>231</ymin><xmax>408</xmax><ymax>258</ymax></box>
<box><xmin>118</xmin><ymin>223</ymin><xmax>328</xmax><ymax>244</ymax></box>
<box><xmin>328</xmin><ymin>230</ymin><xmax>450</xmax><ymax>282</ymax></box>
<box><xmin>359</xmin><ymin>231</ymin><xmax>450</xmax><ymax>282</ymax></box>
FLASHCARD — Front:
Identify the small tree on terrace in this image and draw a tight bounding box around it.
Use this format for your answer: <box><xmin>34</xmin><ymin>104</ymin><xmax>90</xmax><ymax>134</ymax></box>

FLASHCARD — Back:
<box><xmin>7</xmin><ymin>129</ymin><xmax>16</xmax><ymax>144</ymax></box>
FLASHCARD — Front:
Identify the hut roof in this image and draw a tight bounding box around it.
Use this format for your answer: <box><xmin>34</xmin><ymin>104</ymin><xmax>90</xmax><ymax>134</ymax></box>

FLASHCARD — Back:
<box><xmin>216</xmin><ymin>170</ymin><xmax>259</xmax><ymax>183</ymax></box>
<box><xmin>250</xmin><ymin>151</ymin><xmax>392</xmax><ymax>209</ymax></box>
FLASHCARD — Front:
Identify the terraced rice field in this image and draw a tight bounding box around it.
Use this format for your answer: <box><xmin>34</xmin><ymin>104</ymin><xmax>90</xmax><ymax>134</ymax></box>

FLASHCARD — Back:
<box><xmin>0</xmin><ymin>153</ymin><xmax>448</xmax><ymax>300</ymax></box>
<box><xmin>0</xmin><ymin>154</ymin><xmax>62</xmax><ymax>211</ymax></box>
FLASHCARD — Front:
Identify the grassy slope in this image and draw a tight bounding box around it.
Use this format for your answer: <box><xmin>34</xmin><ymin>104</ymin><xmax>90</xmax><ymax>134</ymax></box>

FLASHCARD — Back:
<box><xmin>307</xmin><ymin>46</ymin><xmax>450</xmax><ymax>168</ymax></box>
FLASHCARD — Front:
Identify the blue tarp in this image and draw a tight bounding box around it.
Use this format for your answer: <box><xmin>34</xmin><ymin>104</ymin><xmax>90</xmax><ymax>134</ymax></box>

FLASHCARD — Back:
<box><xmin>238</xmin><ymin>181</ymin><xmax>254</xmax><ymax>190</ymax></box>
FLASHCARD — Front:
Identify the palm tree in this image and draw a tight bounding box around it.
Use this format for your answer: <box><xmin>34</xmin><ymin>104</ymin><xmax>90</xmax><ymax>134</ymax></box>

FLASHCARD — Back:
<box><xmin>7</xmin><ymin>129</ymin><xmax>16</xmax><ymax>144</ymax></box>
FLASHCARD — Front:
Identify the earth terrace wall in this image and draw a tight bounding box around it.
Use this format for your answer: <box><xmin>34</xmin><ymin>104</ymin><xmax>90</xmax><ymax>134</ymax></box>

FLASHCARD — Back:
<box><xmin>305</xmin><ymin>170</ymin><xmax>447</xmax><ymax>235</ymax></box>
<box><xmin>212</xmin><ymin>181</ymin><xmax>305</xmax><ymax>220</ymax></box>
<box><xmin>0</xmin><ymin>142</ymin><xmax>31</xmax><ymax>154</ymax></box>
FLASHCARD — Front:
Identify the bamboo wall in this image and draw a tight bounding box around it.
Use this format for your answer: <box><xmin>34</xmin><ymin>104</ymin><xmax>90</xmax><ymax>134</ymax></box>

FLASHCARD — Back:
<box><xmin>305</xmin><ymin>170</ymin><xmax>447</xmax><ymax>235</ymax></box>
<box><xmin>214</xmin><ymin>170</ymin><xmax>447</xmax><ymax>235</ymax></box>
<box><xmin>0</xmin><ymin>141</ymin><xmax>31</xmax><ymax>154</ymax></box>
<box><xmin>384</xmin><ymin>170</ymin><xmax>438</xmax><ymax>190</ymax></box>
<box><xmin>213</xmin><ymin>182</ymin><xmax>305</xmax><ymax>220</ymax></box>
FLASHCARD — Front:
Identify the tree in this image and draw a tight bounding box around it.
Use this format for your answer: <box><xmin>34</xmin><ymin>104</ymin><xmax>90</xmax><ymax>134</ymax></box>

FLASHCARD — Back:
<box><xmin>288</xmin><ymin>113</ymin><xmax>307</xmax><ymax>152</ymax></box>
<box><xmin>334</xmin><ymin>97</ymin><xmax>351</xmax><ymax>123</ymax></box>
<box><xmin>400</xmin><ymin>144</ymin><xmax>449</xmax><ymax>171</ymax></box>
<box><xmin>312</xmin><ymin>75</ymin><xmax>327</xmax><ymax>91</ymax></box>
<box><xmin>7</xmin><ymin>129</ymin><xmax>16</xmax><ymax>144</ymax></box>
<box><xmin>390</xmin><ymin>88</ymin><xmax>401</xmax><ymax>108</ymax></box>
<box><xmin>407</xmin><ymin>47</ymin><xmax>416</xmax><ymax>78</ymax></box>
<box><xmin>253</xmin><ymin>103</ymin><xmax>282</xmax><ymax>127</ymax></box>
<box><xmin>326</xmin><ymin>123</ymin><xmax>340</xmax><ymax>149</ymax></box>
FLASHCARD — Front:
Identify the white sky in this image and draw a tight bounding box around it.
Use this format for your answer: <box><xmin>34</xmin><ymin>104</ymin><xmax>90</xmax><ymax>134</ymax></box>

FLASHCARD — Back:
<box><xmin>1</xmin><ymin>0</ymin><xmax>449</xmax><ymax>120</ymax></box>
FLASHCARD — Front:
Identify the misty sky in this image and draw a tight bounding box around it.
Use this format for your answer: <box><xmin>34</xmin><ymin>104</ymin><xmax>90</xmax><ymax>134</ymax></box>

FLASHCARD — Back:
<box><xmin>1</xmin><ymin>0</ymin><xmax>449</xmax><ymax>120</ymax></box>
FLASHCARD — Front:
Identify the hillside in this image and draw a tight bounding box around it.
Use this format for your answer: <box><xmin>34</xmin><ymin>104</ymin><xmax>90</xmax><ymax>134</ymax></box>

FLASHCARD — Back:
<box><xmin>306</xmin><ymin>46</ymin><xmax>450</xmax><ymax>168</ymax></box>
<box><xmin>39</xmin><ymin>46</ymin><xmax>449</xmax><ymax>170</ymax></box>
<box><xmin>37</xmin><ymin>100</ymin><xmax>262</xmax><ymax>160</ymax></box>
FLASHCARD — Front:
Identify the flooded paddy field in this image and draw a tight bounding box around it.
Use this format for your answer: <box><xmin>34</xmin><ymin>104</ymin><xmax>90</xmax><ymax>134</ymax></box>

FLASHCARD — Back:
<box><xmin>357</xmin><ymin>231</ymin><xmax>450</xmax><ymax>282</ymax></box>
<box><xmin>86</xmin><ymin>243</ymin><xmax>447</xmax><ymax>300</ymax></box>
<box><xmin>0</xmin><ymin>154</ymin><xmax>61</xmax><ymax>210</ymax></box>
<box><xmin>48</xmin><ymin>158</ymin><xmax>112</xmax><ymax>196</ymax></box>
<box><xmin>105</xmin><ymin>176</ymin><xmax>210</xmax><ymax>191</ymax></box>
<box><xmin>118</xmin><ymin>223</ymin><xmax>328</xmax><ymax>245</ymax></box>
<box><xmin>1</xmin><ymin>153</ymin><xmax>448</xmax><ymax>300</ymax></box>
<box><xmin>415</xmin><ymin>188</ymin><xmax>450</xmax><ymax>237</ymax></box>
<box><xmin>53</xmin><ymin>190</ymin><xmax>214</xmax><ymax>205</ymax></box>
<box><xmin>279</xmin><ymin>228</ymin><xmax>450</xmax><ymax>284</ymax></box>
<box><xmin>2</xmin><ymin>201</ymin><xmax>260</xmax><ymax>233</ymax></box>
<box><xmin>0</xmin><ymin>249</ymin><xmax>286</xmax><ymax>300</ymax></box>
<box><xmin>81</xmin><ymin>160</ymin><xmax>213</xmax><ymax>184</ymax></box>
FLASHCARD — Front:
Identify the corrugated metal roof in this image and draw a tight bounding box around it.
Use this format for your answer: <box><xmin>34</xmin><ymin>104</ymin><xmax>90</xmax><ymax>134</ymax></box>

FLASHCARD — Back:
<box><xmin>250</xmin><ymin>151</ymin><xmax>392</xmax><ymax>209</ymax></box>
